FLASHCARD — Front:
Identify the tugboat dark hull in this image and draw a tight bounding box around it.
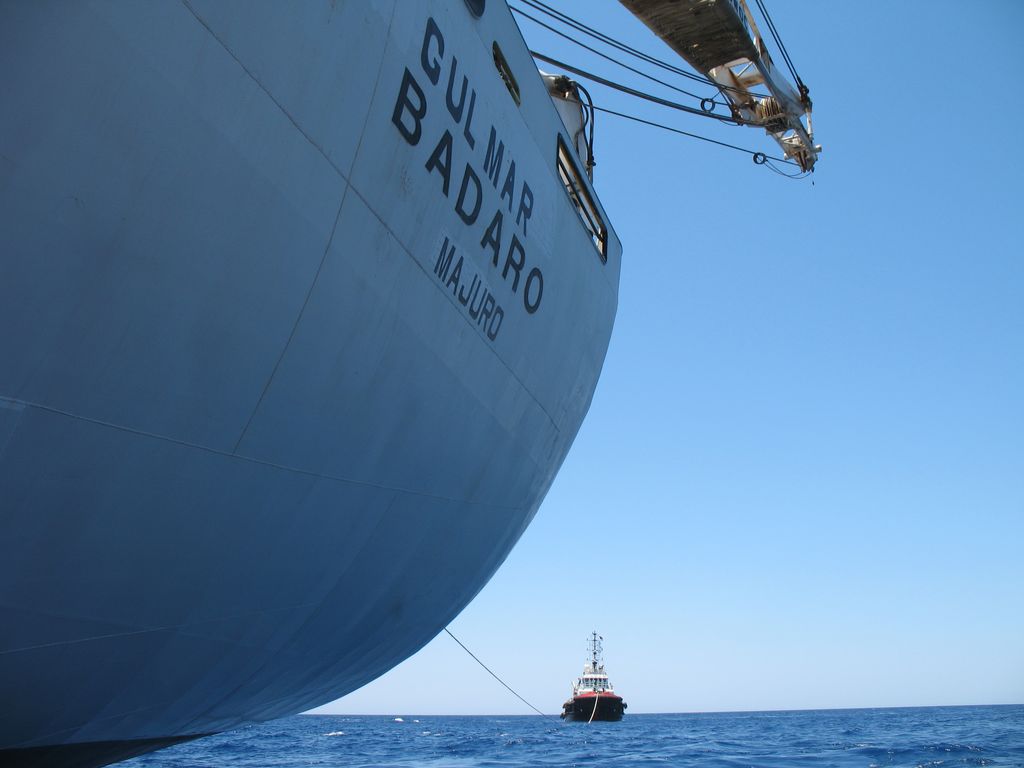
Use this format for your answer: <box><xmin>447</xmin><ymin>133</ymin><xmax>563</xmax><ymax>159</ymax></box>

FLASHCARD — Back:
<box><xmin>561</xmin><ymin>695</ymin><xmax>626</xmax><ymax>722</ymax></box>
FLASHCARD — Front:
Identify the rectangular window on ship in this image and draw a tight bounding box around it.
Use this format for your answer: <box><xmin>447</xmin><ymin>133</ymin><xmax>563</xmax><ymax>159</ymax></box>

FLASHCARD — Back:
<box><xmin>556</xmin><ymin>135</ymin><xmax>607</xmax><ymax>262</ymax></box>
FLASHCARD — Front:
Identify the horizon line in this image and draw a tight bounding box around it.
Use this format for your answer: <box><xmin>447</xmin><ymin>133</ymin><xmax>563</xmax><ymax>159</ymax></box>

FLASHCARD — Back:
<box><xmin>303</xmin><ymin>702</ymin><xmax>1022</xmax><ymax>717</ymax></box>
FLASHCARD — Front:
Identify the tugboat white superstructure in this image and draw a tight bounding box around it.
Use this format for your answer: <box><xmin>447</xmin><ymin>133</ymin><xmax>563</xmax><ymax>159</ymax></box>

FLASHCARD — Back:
<box><xmin>561</xmin><ymin>632</ymin><xmax>627</xmax><ymax>722</ymax></box>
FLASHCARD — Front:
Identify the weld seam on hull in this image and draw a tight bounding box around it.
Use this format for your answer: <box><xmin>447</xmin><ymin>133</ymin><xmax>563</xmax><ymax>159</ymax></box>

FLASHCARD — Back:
<box><xmin>0</xmin><ymin>397</ymin><xmax>521</xmax><ymax>509</ymax></box>
<box><xmin>0</xmin><ymin>600</ymin><xmax>325</xmax><ymax>658</ymax></box>
<box><xmin>180</xmin><ymin>0</ymin><xmax>344</xmax><ymax>180</ymax></box>
<box><xmin>231</xmin><ymin>5</ymin><xmax>399</xmax><ymax>451</ymax></box>
<box><xmin>345</xmin><ymin>180</ymin><xmax>560</xmax><ymax>432</ymax></box>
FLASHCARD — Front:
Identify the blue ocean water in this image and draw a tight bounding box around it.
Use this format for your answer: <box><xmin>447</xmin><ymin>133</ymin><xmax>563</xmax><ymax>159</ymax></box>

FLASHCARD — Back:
<box><xmin>124</xmin><ymin>705</ymin><xmax>1023</xmax><ymax>767</ymax></box>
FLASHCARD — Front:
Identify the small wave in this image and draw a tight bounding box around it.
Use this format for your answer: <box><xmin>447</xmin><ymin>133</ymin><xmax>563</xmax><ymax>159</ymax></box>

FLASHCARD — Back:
<box><xmin>393</xmin><ymin>717</ymin><xmax>404</xmax><ymax>722</ymax></box>
<box><xmin>323</xmin><ymin>731</ymin><xmax>345</xmax><ymax>737</ymax></box>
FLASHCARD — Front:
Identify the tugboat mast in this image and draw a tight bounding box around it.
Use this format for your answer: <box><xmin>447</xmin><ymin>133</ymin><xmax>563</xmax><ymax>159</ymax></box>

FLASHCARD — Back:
<box><xmin>588</xmin><ymin>631</ymin><xmax>603</xmax><ymax>670</ymax></box>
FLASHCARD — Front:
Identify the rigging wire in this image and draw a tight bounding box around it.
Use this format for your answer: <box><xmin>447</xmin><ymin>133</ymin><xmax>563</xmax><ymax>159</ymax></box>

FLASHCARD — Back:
<box><xmin>574</xmin><ymin>80</ymin><xmax>597</xmax><ymax>168</ymax></box>
<box><xmin>514</xmin><ymin>0</ymin><xmax>710</xmax><ymax>94</ymax></box>
<box><xmin>514</xmin><ymin>0</ymin><xmax>769</xmax><ymax>100</ymax></box>
<box><xmin>443</xmin><ymin>628</ymin><xmax>555</xmax><ymax>719</ymax></box>
<box><xmin>514</xmin><ymin>3</ymin><xmax>810</xmax><ymax>176</ymax></box>
<box><xmin>752</xmin><ymin>0</ymin><xmax>805</xmax><ymax>91</ymax></box>
<box><xmin>763</xmin><ymin>158</ymin><xmax>811</xmax><ymax>179</ymax></box>
<box><xmin>530</xmin><ymin>51</ymin><xmax>750</xmax><ymax>125</ymax></box>
<box><xmin>510</xmin><ymin>5</ymin><xmax>712</xmax><ymax>106</ymax></box>
<box><xmin>588</xmin><ymin>103</ymin><xmax>798</xmax><ymax>166</ymax></box>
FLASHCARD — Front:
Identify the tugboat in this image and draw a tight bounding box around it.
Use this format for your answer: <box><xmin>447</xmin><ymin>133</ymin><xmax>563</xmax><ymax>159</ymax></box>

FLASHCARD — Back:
<box><xmin>560</xmin><ymin>632</ymin><xmax>627</xmax><ymax>722</ymax></box>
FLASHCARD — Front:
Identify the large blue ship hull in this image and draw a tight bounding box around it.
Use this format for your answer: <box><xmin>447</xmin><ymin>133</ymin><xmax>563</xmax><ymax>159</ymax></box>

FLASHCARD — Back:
<box><xmin>0</xmin><ymin>1</ymin><xmax>620</xmax><ymax>764</ymax></box>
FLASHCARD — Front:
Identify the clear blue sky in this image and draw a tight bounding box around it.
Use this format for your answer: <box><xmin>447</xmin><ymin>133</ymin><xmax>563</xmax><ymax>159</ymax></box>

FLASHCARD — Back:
<box><xmin>312</xmin><ymin>0</ymin><xmax>1023</xmax><ymax>715</ymax></box>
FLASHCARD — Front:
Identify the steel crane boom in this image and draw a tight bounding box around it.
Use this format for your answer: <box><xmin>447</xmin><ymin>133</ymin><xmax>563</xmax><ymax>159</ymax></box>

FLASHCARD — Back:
<box><xmin>620</xmin><ymin>0</ymin><xmax>821</xmax><ymax>171</ymax></box>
